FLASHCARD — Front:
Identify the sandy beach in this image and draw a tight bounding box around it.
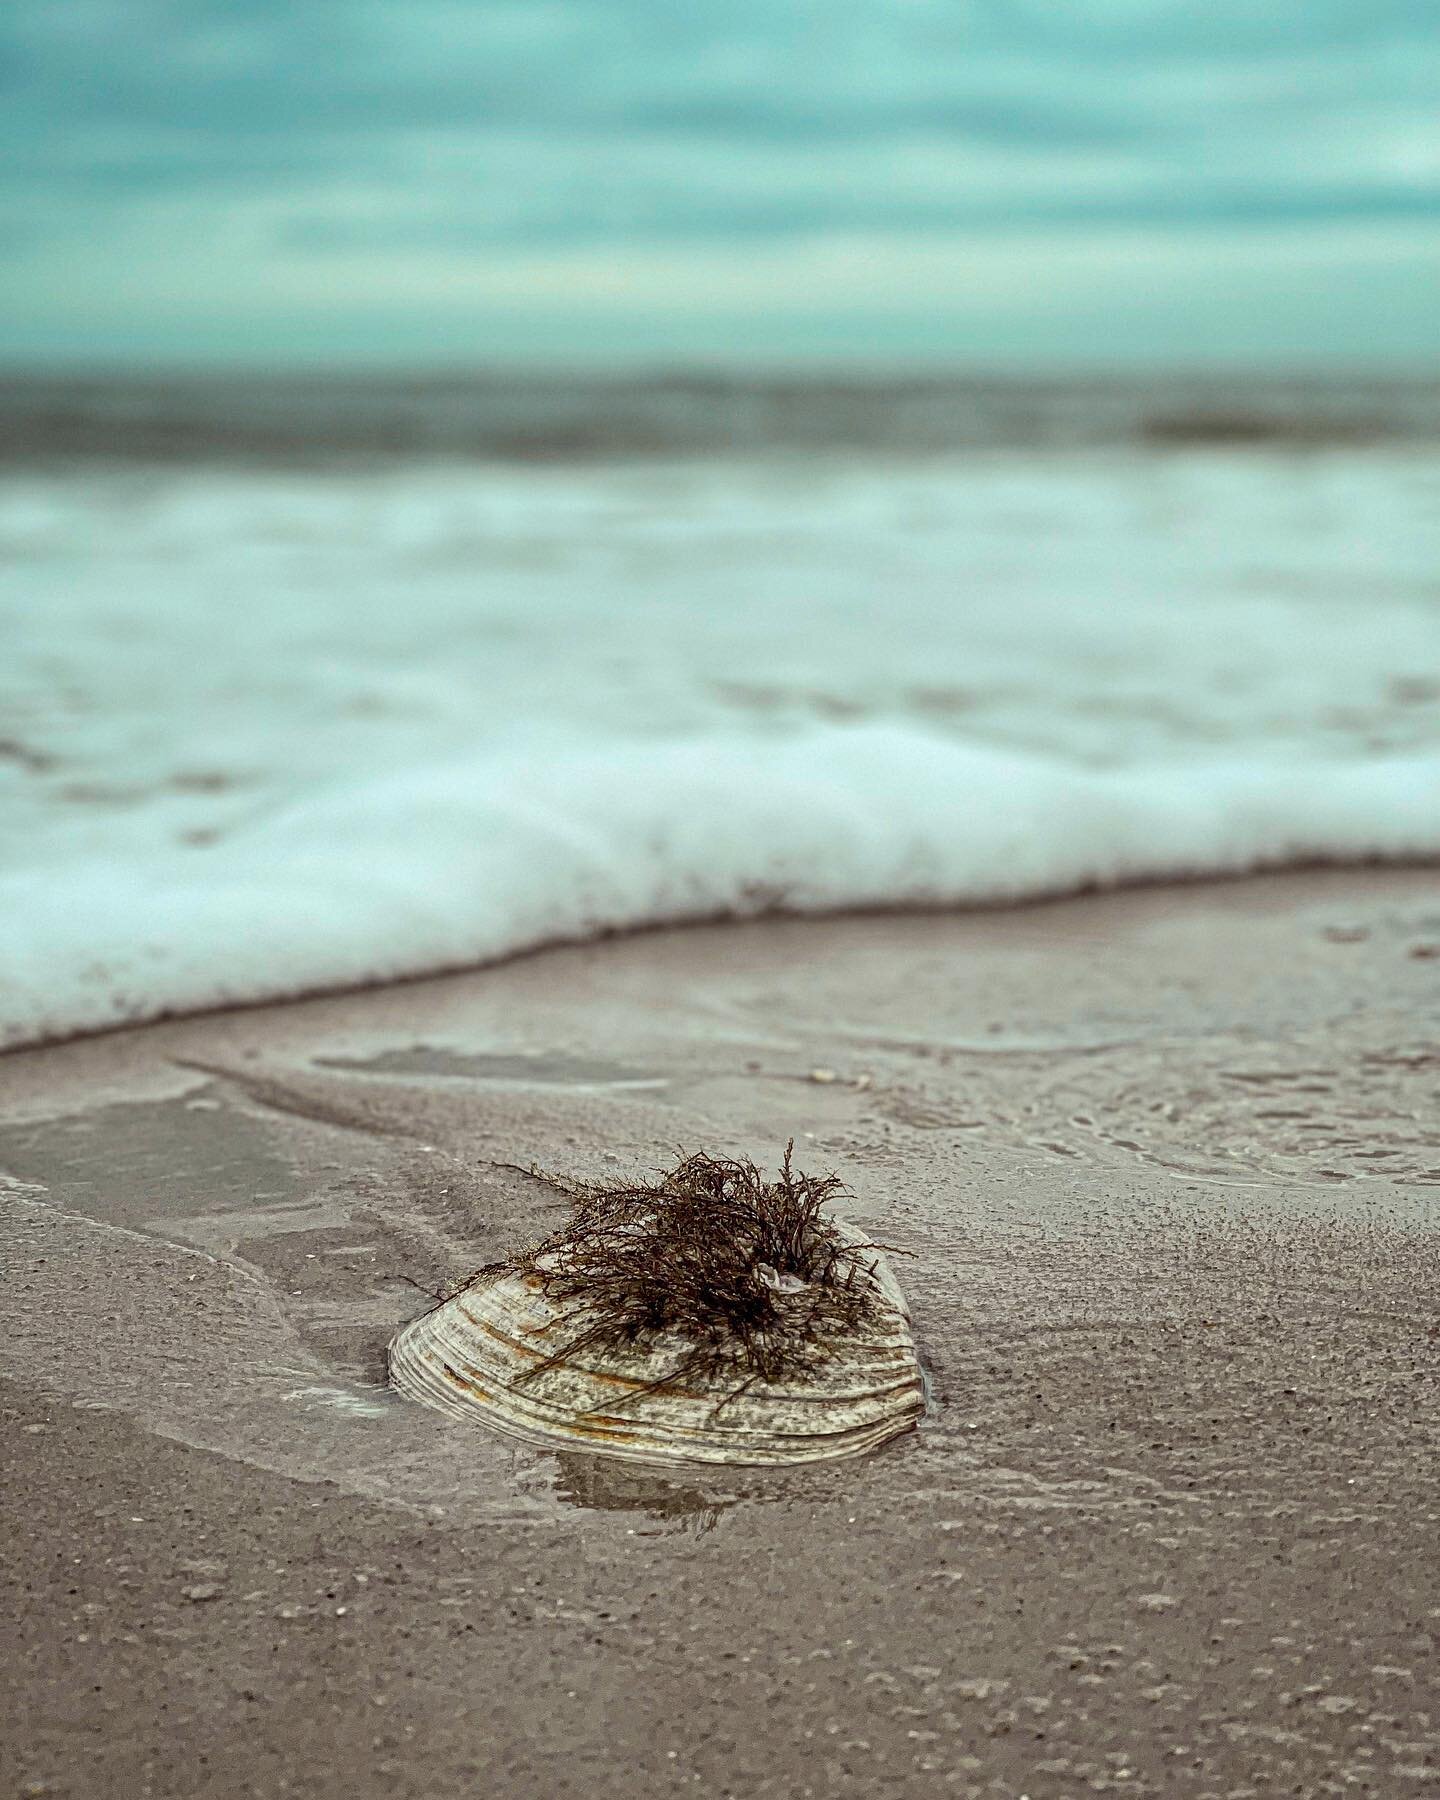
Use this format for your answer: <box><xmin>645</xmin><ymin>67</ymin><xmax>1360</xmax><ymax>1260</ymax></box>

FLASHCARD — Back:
<box><xmin>3</xmin><ymin>867</ymin><xmax>1437</xmax><ymax>1798</ymax></box>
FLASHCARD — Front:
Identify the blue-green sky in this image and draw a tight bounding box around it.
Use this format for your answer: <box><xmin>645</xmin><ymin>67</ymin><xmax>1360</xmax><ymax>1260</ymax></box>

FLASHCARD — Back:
<box><xmin>3</xmin><ymin>1</ymin><xmax>1437</xmax><ymax>367</ymax></box>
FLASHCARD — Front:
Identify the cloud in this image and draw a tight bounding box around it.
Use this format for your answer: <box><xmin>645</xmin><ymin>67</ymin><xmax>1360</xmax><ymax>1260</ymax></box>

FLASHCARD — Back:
<box><xmin>0</xmin><ymin>0</ymin><xmax>1436</xmax><ymax>361</ymax></box>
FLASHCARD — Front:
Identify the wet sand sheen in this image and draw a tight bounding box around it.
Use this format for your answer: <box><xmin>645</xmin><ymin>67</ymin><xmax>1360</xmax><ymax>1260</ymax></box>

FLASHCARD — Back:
<box><xmin>3</xmin><ymin>867</ymin><xmax>1439</xmax><ymax>1798</ymax></box>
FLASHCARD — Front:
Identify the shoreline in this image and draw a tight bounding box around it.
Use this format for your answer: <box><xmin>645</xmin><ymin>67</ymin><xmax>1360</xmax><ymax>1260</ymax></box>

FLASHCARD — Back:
<box><xmin>5</xmin><ymin>850</ymin><xmax>1438</xmax><ymax>1065</ymax></box>
<box><xmin>3</xmin><ymin>865</ymin><xmax>1438</xmax><ymax>1797</ymax></box>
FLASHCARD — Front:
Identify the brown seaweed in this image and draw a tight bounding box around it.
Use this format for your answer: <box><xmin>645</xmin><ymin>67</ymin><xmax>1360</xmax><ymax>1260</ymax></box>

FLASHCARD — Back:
<box><xmin>475</xmin><ymin>1142</ymin><xmax>884</xmax><ymax>1393</ymax></box>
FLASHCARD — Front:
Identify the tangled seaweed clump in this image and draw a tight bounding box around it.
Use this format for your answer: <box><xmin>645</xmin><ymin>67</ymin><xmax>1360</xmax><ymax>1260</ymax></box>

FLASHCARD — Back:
<box><xmin>496</xmin><ymin>1142</ymin><xmax>887</xmax><ymax>1390</ymax></box>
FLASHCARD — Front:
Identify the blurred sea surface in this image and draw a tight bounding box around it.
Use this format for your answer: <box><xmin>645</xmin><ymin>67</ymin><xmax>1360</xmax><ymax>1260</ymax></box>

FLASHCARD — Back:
<box><xmin>2</xmin><ymin>373</ymin><xmax>1437</xmax><ymax>1045</ymax></box>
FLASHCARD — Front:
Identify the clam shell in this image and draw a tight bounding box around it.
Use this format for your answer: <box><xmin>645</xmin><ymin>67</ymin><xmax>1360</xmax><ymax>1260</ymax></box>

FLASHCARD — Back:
<box><xmin>389</xmin><ymin>1223</ymin><xmax>924</xmax><ymax>1467</ymax></box>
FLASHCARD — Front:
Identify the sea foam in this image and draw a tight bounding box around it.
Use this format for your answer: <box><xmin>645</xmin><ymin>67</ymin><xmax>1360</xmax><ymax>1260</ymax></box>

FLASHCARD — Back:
<box><xmin>2</xmin><ymin>727</ymin><xmax>1437</xmax><ymax>1048</ymax></box>
<box><xmin>2</xmin><ymin>449</ymin><xmax>1438</xmax><ymax>1048</ymax></box>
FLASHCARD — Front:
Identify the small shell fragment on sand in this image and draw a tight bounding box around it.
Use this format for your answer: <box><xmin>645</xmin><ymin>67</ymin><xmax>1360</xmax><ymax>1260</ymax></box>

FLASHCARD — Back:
<box><xmin>389</xmin><ymin>1148</ymin><xmax>924</xmax><ymax>1469</ymax></box>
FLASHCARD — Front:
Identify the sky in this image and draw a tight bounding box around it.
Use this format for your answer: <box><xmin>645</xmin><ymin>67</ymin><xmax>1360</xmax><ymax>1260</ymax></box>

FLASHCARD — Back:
<box><xmin>2</xmin><ymin>0</ymin><xmax>1437</xmax><ymax>369</ymax></box>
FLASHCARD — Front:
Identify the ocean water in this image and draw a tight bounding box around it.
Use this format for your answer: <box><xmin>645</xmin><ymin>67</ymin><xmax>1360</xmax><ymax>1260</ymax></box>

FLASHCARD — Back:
<box><xmin>2</xmin><ymin>377</ymin><xmax>1438</xmax><ymax>1048</ymax></box>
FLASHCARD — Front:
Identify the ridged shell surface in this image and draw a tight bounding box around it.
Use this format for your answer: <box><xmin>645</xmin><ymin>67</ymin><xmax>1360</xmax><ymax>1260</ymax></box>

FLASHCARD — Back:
<box><xmin>389</xmin><ymin>1226</ymin><xmax>924</xmax><ymax>1468</ymax></box>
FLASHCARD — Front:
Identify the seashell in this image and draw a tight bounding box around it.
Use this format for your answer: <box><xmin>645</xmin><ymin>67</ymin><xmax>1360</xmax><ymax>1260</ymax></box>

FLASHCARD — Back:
<box><xmin>389</xmin><ymin>1150</ymin><xmax>924</xmax><ymax>1468</ymax></box>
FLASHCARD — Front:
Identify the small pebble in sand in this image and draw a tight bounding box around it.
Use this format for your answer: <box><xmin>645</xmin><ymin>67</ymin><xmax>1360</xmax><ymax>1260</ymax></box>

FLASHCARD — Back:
<box><xmin>808</xmin><ymin>1067</ymin><xmax>839</xmax><ymax>1084</ymax></box>
<box><xmin>1134</xmin><ymin>1593</ymin><xmax>1179</xmax><ymax>1612</ymax></box>
<box><xmin>755</xmin><ymin>1262</ymin><xmax>808</xmax><ymax>1294</ymax></box>
<box><xmin>181</xmin><ymin>1583</ymin><xmax>223</xmax><ymax>1603</ymax></box>
<box><xmin>1409</xmin><ymin>943</ymin><xmax>1440</xmax><ymax>959</ymax></box>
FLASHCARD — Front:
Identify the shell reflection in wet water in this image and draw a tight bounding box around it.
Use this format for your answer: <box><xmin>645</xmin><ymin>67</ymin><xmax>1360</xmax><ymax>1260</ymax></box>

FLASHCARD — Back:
<box><xmin>389</xmin><ymin>1148</ymin><xmax>925</xmax><ymax>1467</ymax></box>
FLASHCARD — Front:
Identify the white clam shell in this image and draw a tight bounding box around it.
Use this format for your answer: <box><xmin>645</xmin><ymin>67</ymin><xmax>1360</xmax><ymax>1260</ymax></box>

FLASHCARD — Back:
<box><xmin>389</xmin><ymin>1223</ymin><xmax>924</xmax><ymax>1467</ymax></box>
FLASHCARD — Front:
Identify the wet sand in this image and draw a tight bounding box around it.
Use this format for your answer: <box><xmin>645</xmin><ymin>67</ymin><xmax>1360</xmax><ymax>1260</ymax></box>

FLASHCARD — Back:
<box><xmin>3</xmin><ymin>869</ymin><xmax>1438</xmax><ymax>1798</ymax></box>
